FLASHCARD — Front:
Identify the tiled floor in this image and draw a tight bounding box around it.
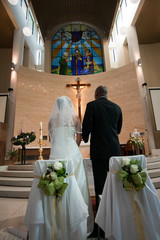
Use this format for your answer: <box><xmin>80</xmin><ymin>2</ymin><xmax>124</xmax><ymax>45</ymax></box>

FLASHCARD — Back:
<box><xmin>0</xmin><ymin>198</ymin><xmax>27</xmax><ymax>230</ymax></box>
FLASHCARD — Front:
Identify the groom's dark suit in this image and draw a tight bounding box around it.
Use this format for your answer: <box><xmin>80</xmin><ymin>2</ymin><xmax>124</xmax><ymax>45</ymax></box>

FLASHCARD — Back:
<box><xmin>82</xmin><ymin>97</ymin><xmax>122</xmax><ymax>209</ymax></box>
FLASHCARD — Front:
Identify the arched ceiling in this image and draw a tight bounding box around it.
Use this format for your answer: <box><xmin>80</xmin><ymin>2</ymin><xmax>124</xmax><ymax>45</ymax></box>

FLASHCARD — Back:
<box><xmin>0</xmin><ymin>0</ymin><xmax>160</xmax><ymax>48</ymax></box>
<box><xmin>30</xmin><ymin>0</ymin><xmax>118</xmax><ymax>40</ymax></box>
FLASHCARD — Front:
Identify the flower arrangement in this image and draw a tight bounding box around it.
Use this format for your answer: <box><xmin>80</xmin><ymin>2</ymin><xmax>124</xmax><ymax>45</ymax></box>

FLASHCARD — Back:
<box><xmin>117</xmin><ymin>158</ymin><xmax>147</xmax><ymax>192</ymax></box>
<box><xmin>130</xmin><ymin>137</ymin><xmax>144</xmax><ymax>150</ymax></box>
<box><xmin>38</xmin><ymin>161</ymin><xmax>68</xmax><ymax>196</ymax></box>
<box><xmin>11</xmin><ymin>130</ymin><xmax>36</xmax><ymax>146</ymax></box>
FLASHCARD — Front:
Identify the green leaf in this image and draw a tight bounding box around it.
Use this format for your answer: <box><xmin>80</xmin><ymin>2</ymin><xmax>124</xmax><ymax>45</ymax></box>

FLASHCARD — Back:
<box><xmin>131</xmin><ymin>173</ymin><xmax>143</xmax><ymax>185</ymax></box>
<box><xmin>46</xmin><ymin>181</ymin><xmax>56</xmax><ymax>195</ymax></box>
<box><xmin>131</xmin><ymin>172</ymin><xmax>147</xmax><ymax>192</ymax></box>
<box><xmin>57</xmin><ymin>183</ymin><xmax>68</xmax><ymax>196</ymax></box>
<box><xmin>117</xmin><ymin>170</ymin><xmax>128</xmax><ymax>180</ymax></box>
<box><xmin>123</xmin><ymin>178</ymin><xmax>133</xmax><ymax>191</ymax></box>
<box><xmin>139</xmin><ymin>171</ymin><xmax>147</xmax><ymax>184</ymax></box>
<box><xmin>54</xmin><ymin>177</ymin><xmax>64</xmax><ymax>190</ymax></box>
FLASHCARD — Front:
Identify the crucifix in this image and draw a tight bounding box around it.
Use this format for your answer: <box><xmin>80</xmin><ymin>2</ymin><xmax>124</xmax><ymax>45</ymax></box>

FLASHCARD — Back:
<box><xmin>66</xmin><ymin>78</ymin><xmax>91</xmax><ymax>122</ymax></box>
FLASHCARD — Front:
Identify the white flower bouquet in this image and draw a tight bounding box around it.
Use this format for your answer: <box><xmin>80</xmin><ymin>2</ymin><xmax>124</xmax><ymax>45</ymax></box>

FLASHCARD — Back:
<box><xmin>38</xmin><ymin>161</ymin><xmax>68</xmax><ymax>196</ymax></box>
<box><xmin>117</xmin><ymin>158</ymin><xmax>147</xmax><ymax>192</ymax></box>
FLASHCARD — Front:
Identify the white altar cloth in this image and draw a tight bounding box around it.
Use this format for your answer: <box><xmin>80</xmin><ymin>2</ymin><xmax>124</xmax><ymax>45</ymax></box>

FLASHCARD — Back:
<box><xmin>95</xmin><ymin>155</ymin><xmax>160</xmax><ymax>240</ymax></box>
<box><xmin>25</xmin><ymin>159</ymin><xmax>88</xmax><ymax>240</ymax></box>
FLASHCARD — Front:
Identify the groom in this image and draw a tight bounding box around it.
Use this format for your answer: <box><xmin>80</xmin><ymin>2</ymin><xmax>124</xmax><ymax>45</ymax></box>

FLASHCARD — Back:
<box><xmin>82</xmin><ymin>86</ymin><xmax>122</xmax><ymax>210</ymax></box>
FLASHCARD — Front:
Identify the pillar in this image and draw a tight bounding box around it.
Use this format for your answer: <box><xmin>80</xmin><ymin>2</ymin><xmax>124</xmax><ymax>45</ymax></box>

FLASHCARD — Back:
<box><xmin>102</xmin><ymin>38</ymin><xmax>112</xmax><ymax>72</ymax></box>
<box><xmin>127</xmin><ymin>26</ymin><xmax>155</xmax><ymax>153</ymax></box>
<box><xmin>44</xmin><ymin>40</ymin><xmax>51</xmax><ymax>73</ymax></box>
<box><xmin>6</xmin><ymin>28</ymin><xmax>25</xmax><ymax>154</ymax></box>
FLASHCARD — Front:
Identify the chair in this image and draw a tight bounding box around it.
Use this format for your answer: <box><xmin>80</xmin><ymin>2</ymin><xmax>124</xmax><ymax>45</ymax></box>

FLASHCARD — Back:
<box><xmin>25</xmin><ymin>159</ymin><xmax>88</xmax><ymax>240</ymax></box>
<box><xmin>95</xmin><ymin>155</ymin><xmax>160</xmax><ymax>240</ymax></box>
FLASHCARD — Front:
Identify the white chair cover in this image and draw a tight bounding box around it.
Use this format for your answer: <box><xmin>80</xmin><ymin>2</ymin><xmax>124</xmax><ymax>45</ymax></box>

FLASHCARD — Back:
<box><xmin>25</xmin><ymin>160</ymin><xmax>88</xmax><ymax>240</ymax></box>
<box><xmin>95</xmin><ymin>155</ymin><xmax>160</xmax><ymax>240</ymax></box>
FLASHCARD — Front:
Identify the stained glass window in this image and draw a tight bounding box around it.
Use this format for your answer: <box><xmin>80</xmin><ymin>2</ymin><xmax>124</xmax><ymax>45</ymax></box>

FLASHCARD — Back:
<box><xmin>51</xmin><ymin>24</ymin><xmax>104</xmax><ymax>75</ymax></box>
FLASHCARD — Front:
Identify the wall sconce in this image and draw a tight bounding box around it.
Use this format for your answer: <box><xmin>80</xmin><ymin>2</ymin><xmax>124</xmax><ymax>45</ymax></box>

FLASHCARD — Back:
<box><xmin>130</xmin><ymin>0</ymin><xmax>139</xmax><ymax>3</ymax></box>
<box><xmin>137</xmin><ymin>58</ymin><xmax>142</xmax><ymax>66</ymax></box>
<box><xmin>119</xmin><ymin>26</ymin><xmax>128</xmax><ymax>35</ymax></box>
<box><xmin>8</xmin><ymin>88</ymin><xmax>13</xmax><ymax>92</ymax></box>
<box><xmin>23</xmin><ymin>27</ymin><xmax>32</xmax><ymax>37</ymax></box>
<box><xmin>11</xmin><ymin>62</ymin><xmax>15</xmax><ymax>71</ymax></box>
<box><xmin>8</xmin><ymin>0</ymin><xmax>19</xmax><ymax>5</ymax></box>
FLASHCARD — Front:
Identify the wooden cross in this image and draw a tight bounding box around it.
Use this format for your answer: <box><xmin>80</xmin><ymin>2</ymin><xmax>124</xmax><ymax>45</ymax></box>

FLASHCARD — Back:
<box><xmin>66</xmin><ymin>78</ymin><xmax>91</xmax><ymax>122</ymax></box>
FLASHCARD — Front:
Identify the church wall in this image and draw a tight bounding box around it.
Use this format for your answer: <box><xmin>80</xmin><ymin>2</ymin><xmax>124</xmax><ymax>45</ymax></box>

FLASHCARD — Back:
<box><xmin>0</xmin><ymin>49</ymin><xmax>12</xmax><ymax>93</ymax></box>
<box><xmin>14</xmin><ymin>63</ymin><xmax>147</xmax><ymax>157</ymax></box>
<box><xmin>140</xmin><ymin>43</ymin><xmax>160</xmax><ymax>148</ymax></box>
<box><xmin>23</xmin><ymin>47</ymin><xmax>30</xmax><ymax>68</ymax></box>
<box><xmin>102</xmin><ymin>38</ymin><xmax>112</xmax><ymax>72</ymax></box>
<box><xmin>123</xmin><ymin>44</ymin><xmax>130</xmax><ymax>66</ymax></box>
<box><xmin>23</xmin><ymin>47</ymin><xmax>36</xmax><ymax>70</ymax></box>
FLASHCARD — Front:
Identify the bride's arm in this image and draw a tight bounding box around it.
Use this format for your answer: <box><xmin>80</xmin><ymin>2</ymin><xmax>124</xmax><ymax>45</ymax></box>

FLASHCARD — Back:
<box><xmin>76</xmin><ymin>133</ymin><xmax>81</xmax><ymax>146</ymax></box>
<box><xmin>74</xmin><ymin>116</ymin><xmax>82</xmax><ymax>146</ymax></box>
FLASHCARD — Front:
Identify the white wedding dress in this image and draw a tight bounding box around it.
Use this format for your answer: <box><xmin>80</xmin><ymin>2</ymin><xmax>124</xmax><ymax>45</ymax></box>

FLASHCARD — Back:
<box><xmin>49</xmin><ymin>126</ymin><xmax>94</xmax><ymax>235</ymax></box>
<box><xmin>25</xmin><ymin>96</ymin><xmax>93</xmax><ymax>239</ymax></box>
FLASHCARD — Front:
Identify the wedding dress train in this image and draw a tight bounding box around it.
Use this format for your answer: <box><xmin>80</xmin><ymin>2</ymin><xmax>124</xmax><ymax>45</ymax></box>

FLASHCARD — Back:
<box><xmin>49</xmin><ymin>126</ymin><xmax>94</xmax><ymax>235</ymax></box>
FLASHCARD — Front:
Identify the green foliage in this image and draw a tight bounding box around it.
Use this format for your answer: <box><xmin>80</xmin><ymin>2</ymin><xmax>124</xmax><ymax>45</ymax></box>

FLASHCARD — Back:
<box><xmin>130</xmin><ymin>137</ymin><xmax>144</xmax><ymax>150</ymax></box>
<box><xmin>11</xmin><ymin>130</ymin><xmax>36</xmax><ymax>146</ymax></box>
<box><xmin>6</xmin><ymin>148</ymin><xmax>21</xmax><ymax>161</ymax></box>
<box><xmin>38</xmin><ymin>161</ymin><xmax>68</xmax><ymax>197</ymax></box>
<box><xmin>117</xmin><ymin>158</ymin><xmax>147</xmax><ymax>192</ymax></box>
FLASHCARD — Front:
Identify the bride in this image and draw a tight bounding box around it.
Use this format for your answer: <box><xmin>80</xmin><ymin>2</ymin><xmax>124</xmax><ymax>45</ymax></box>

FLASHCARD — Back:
<box><xmin>48</xmin><ymin>96</ymin><xmax>94</xmax><ymax>236</ymax></box>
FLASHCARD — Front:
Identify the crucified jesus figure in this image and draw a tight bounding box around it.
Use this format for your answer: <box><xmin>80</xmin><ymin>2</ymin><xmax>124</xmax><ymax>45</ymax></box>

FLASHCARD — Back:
<box><xmin>66</xmin><ymin>78</ymin><xmax>91</xmax><ymax>122</ymax></box>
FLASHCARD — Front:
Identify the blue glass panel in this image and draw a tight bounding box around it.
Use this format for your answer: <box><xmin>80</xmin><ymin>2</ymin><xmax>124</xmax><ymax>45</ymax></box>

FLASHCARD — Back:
<box><xmin>51</xmin><ymin>24</ymin><xmax>104</xmax><ymax>75</ymax></box>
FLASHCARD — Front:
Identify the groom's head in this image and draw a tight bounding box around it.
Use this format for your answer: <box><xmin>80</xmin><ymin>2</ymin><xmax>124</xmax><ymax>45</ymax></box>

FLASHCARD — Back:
<box><xmin>95</xmin><ymin>86</ymin><xmax>107</xmax><ymax>100</ymax></box>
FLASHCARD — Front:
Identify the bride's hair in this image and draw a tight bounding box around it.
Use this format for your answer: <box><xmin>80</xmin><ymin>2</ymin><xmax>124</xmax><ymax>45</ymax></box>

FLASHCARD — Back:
<box><xmin>48</xmin><ymin>96</ymin><xmax>81</xmax><ymax>134</ymax></box>
<box><xmin>57</xmin><ymin>96</ymin><xmax>72</xmax><ymax>110</ymax></box>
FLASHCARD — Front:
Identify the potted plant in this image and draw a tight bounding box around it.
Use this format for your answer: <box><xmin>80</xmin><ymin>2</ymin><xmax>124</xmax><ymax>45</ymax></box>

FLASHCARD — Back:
<box><xmin>6</xmin><ymin>148</ymin><xmax>21</xmax><ymax>162</ymax></box>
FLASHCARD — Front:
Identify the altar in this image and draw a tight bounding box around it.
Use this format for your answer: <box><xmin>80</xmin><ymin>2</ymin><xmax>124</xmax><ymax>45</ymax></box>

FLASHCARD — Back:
<box><xmin>18</xmin><ymin>147</ymin><xmax>50</xmax><ymax>161</ymax></box>
<box><xmin>18</xmin><ymin>141</ymin><xmax>145</xmax><ymax>163</ymax></box>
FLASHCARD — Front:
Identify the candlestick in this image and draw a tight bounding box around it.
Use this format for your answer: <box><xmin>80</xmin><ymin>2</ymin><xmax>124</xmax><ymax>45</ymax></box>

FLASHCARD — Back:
<box><xmin>40</xmin><ymin>122</ymin><xmax>43</xmax><ymax>140</ymax></box>
<box><xmin>39</xmin><ymin>122</ymin><xmax>43</xmax><ymax>160</ymax></box>
<box><xmin>38</xmin><ymin>140</ymin><xmax>43</xmax><ymax>160</ymax></box>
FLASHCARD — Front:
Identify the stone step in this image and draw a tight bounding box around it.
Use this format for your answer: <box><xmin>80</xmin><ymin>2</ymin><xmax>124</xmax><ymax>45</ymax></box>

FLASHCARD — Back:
<box><xmin>8</xmin><ymin>165</ymin><xmax>34</xmax><ymax>171</ymax></box>
<box><xmin>148</xmin><ymin>169</ymin><xmax>160</xmax><ymax>178</ymax></box>
<box><xmin>157</xmin><ymin>189</ymin><xmax>160</xmax><ymax>199</ymax></box>
<box><xmin>0</xmin><ymin>186</ymin><xmax>31</xmax><ymax>198</ymax></box>
<box><xmin>147</xmin><ymin>162</ymin><xmax>160</xmax><ymax>170</ymax></box>
<box><xmin>0</xmin><ymin>157</ymin><xmax>160</xmax><ymax>198</ymax></box>
<box><xmin>146</xmin><ymin>157</ymin><xmax>160</xmax><ymax>163</ymax></box>
<box><xmin>0</xmin><ymin>177</ymin><xmax>33</xmax><ymax>187</ymax></box>
<box><xmin>0</xmin><ymin>170</ymin><xmax>34</xmax><ymax>178</ymax></box>
<box><xmin>152</xmin><ymin>177</ymin><xmax>160</xmax><ymax>189</ymax></box>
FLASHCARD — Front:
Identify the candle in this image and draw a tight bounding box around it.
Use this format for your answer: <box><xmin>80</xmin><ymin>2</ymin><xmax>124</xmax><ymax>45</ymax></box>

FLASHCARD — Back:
<box><xmin>40</xmin><ymin>122</ymin><xmax>43</xmax><ymax>140</ymax></box>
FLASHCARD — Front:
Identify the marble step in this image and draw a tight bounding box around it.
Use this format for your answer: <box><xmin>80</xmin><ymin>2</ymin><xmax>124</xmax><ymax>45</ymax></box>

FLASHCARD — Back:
<box><xmin>148</xmin><ymin>169</ymin><xmax>160</xmax><ymax>178</ymax></box>
<box><xmin>0</xmin><ymin>186</ymin><xmax>31</xmax><ymax>198</ymax></box>
<box><xmin>147</xmin><ymin>162</ymin><xmax>160</xmax><ymax>170</ymax></box>
<box><xmin>146</xmin><ymin>157</ymin><xmax>160</xmax><ymax>163</ymax></box>
<box><xmin>0</xmin><ymin>170</ymin><xmax>34</xmax><ymax>178</ymax></box>
<box><xmin>0</xmin><ymin>157</ymin><xmax>159</xmax><ymax>198</ymax></box>
<box><xmin>0</xmin><ymin>177</ymin><xmax>33</xmax><ymax>187</ymax></box>
<box><xmin>0</xmin><ymin>180</ymin><xmax>159</xmax><ymax>199</ymax></box>
<box><xmin>152</xmin><ymin>177</ymin><xmax>160</xmax><ymax>189</ymax></box>
<box><xmin>8</xmin><ymin>165</ymin><xmax>34</xmax><ymax>171</ymax></box>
